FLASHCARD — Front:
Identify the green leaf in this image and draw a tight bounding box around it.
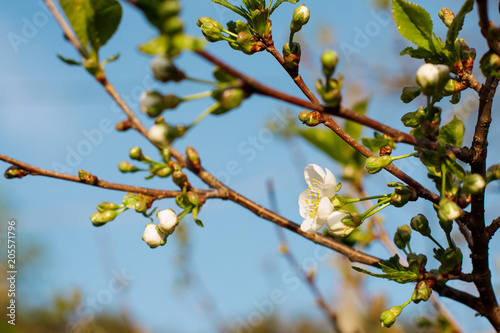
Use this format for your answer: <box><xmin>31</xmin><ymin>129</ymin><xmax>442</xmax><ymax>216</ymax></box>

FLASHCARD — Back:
<box><xmin>195</xmin><ymin>219</ymin><xmax>204</xmax><ymax>227</ymax></box>
<box><xmin>270</xmin><ymin>0</ymin><xmax>300</xmax><ymax>14</ymax></box>
<box><xmin>392</xmin><ymin>0</ymin><xmax>437</xmax><ymax>52</ymax></box>
<box><xmin>212</xmin><ymin>0</ymin><xmax>251</xmax><ymax>20</ymax></box>
<box><xmin>400</xmin><ymin>46</ymin><xmax>435</xmax><ymax>59</ymax></box>
<box><xmin>352</xmin><ymin>266</ymin><xmax>418</xmax><ymax>284</ymax></box>
<box><xmin>446</xmin><ymin>0</ymin><xmax>474</xmax><ymax>48</ymax></box>
<box><xmin>438</xmin><ymin>116</ymin><xmax>465</xmax><ymax>147</ymax></box>
<box><xmin>344</xmin><ymin>99</ymin><xmax>368</xmax><ymax>142</ymax></box>
<box><xmin>87</xmin><ymin>0</ymin><xmax>122</xmax><ymax>52</ymax></box>
<box><xmin>362</xmin><ymin>132</ymin><xmax>396</xmax><ymax>153</ymax></box>
<box><xmin>57</xmin><ymin>54</ymin><xmax>82</xmax><ymax>66</ymax></box>
<box><xmin>59</xmin><ymin>0</ymin><xmax>92</xmax><ymax>54</ymax></box>
<box><xmin>102</xmin><ymin>53</ymin><xmax>120</xmax><ymax>66</ymax></box>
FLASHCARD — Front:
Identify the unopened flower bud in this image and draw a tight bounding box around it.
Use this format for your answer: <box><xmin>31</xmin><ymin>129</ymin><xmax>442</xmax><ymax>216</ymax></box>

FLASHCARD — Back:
<box><xmin>116</xmin><ymin>119</ymin><xmax>132</xmax><ymax>131</ymax></box>
<box><xmin>78</xmin><ymin>170</ymin><xmax>98</xmax><ymax>185</ymax></box>
<box><xmin>437</xmin><ymin>198</ymin><xmax>461</xmax><ymax>221</ymax></box>
<box><xmin>151</xmin><ymin>55</ymin><xmax>185</xmax><ymax>83</ymax></box>
<box><xmin>142</xmin><ymin>223</ymin><xmax>167</xmax><ymax>248</ymax></box>
<box><xmin>187</xmin><ymin>191</ymin><xmax>203</xmax><ymax>207</ymax></box>
<box><xmin>97</xmin><ymin>202</ymin><xmax>121</xmax><ymax>212</ymax></box>
<box><xmin>326</xmin><ymin>211</ymin><xmax>357</xmax><ymax>237</ymax></box>
<box><xmin>140</xmin><ymin>90</ymin><xmax>166</xmax><ymax>117</ymax></box>
<box><xmin>186</xmin><ymin>146</ymin><xmax>201</xmax><ymax>171</ymax></box>
<box><xmin>316</xmin><ymin>78</ymin><xmax>342</xmax><ymax>107</ymax></box>
<box><xmin>321</xmin><ymin>50</ymin><xmax>338</xmax><ymax>79</ymax></box>
<box><xmin>380</xmin><ymin>304</ymin><xmax>404</xmax><ymax>328</ymax></box>
<box><xmin>197</xmin><ymin>17</ymin><xmax>224</xmax><ymax>42</ymax></box>
<box><xmin>464</xmin><ymin>173</ymin><xmax>486</xmax><ymax>194</ymax></box>
<box><xmin>364</xmin><ymin>155</ymin><xmax>393</xmax><ymax>174</ymax></box>
<box><xmin>157</xmin><ymin>208</ymin><xmax>178</xmax><ymax>235</ymax></box>
<box><xmin>391</xmin><ymin>192</ymin><xmax>411</xmax><ymax>207</ymax></box>
<box><xmin>158</xmin><ymin>1</ymin><xmax>181</xmax><ymax>18</ymax></box>
<box><xmin>290</xmin><ymin>5</ymin><xmax>310</xmax><ymax>33</ymax></box>
<box><xmin>155</xmin><ymin>166</ymin><xmax>172</xmax><ymax>178</ymax></box>
<box><xmin>148</xmin><ymin>124</ymin><xmax>169</xmax><ymax>147</ymax></box>
<box><xmin>118</xmin><ymin>161</ymin><xmax>139</xmax><ymax>173</ymax></box>
<box><xmin>298</xmin><ymin>111</ymin><xmax>323</xmax><ymax>127</ymax></box>
<box><xmin>4</xmin><ymin>166</ymin><xmax>29</xmax><ymax>179</ymax></box>
<box><xmin>91</xmin><ymin>210</ymin><xmax>118</xmax><ymax>227</ymax></box>
<box><xmin>416</xmin><ymin>64</ymin><xmax>450</xmax><ymax>96</ymax></box>
<box><xmin>134</xmin><ymin>200</ymin><xmax>148</xmax><ymax>213</ymax></box>
<box><xmin>410</xmin><ymin>214</ymin><xmax>431</xmax><ymax>236</ymax></box>
<box><xmin>438</xmin><ymin>8</ymin><xmax>455</xmax><ymax>27</ymax></box>
<box><xmin>172</xmin><ymin>170</ymin><xmax>189</xmax><ymax>188</ymax></box>
<box><xmin>394</xmin><ymin>225</ymin><xmax>411</xmax><ymax>250</ymax></box>
<box><xmin>400</xmin><ymin>86</ymin><xmax>421</xmax><ymax>103</ymax></box>
<box><xmin>412</xmin><ymin>281</ymin><xmax>432</xmax><ymax>304</ymax></box>
<box><xmin>163</xmin><ymin>94</ymin><xmax>181</xmax><ymax>109</ymax></box>
<box><xmin>220</xmin><ymin>88</ymin><xmax>245</xmax><ymax>110</ymax></box>
<box><xmin>129</xmin><ymin>147</ymin><xmax>143</xmax><ymax>161</ymax></box>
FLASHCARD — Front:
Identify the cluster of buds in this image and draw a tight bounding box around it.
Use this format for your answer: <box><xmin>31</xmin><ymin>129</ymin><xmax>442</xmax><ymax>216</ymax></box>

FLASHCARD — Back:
<box><xmin>119</xmin><ymin>146</ymin><xmax>177</xmax><ymax>179</ymax></box>
<box><xmin>415</xmin><ymin>63</ymin><xmax>450</xmax><ymax>96</ymax></box>
<box><xmin>90</xmin><ymin>201</ymin><xmax>123</xmax><ymax>227</ymax></box>
<box><xmin>197</xmin><ymin>18</ymin><xmax>265</xmax><ymax>55</ymax></box>
<box><xmin>142</xmin><ymin>209</ymin><xmax>180</xmax><ymax>248</ymax></box>
<box><xmin>316</xmin><ymin>50</ymin><xmax>341</xmax><ymax>107</ymax></box>
<box><xmin>123</xmin><ymin>193</ymin><xmax>154</xmax><ymax>216</ymax></box>
<box><xmin>433</xmin><ymin>246</ymin><xmax>463</xmax><ymax>274</ymax></box>
<box><xmin>78</xmin><ymin>169</ymin><xmax>98</xmax><ymax>185</ymax></box>
<box><xmin>139</xmin><ymin>90</ymin><xmax>181</xmax><ymax>117</ymax></box>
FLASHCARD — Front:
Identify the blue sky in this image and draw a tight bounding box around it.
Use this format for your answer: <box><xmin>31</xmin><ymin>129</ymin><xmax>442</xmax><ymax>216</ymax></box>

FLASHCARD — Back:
<box><xmin>1</xmin><ymin>0</ymin><xmax>499</xmax><ymax>332</ymax></box>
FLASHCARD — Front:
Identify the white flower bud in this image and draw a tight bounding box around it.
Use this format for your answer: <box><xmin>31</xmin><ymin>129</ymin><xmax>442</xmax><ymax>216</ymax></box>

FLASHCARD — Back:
<box><xmin>416</xmin><ymin>63</ymin><xmax>450</xmax><ymax>96</ymax></box>
<box><xmin>464</xmin><ymin>173</ymin><xmax>486</xmax><ymax>194</ymax></box>
<box><xmin>148</xmin><ymin>124</ymin><xmax>168</xmax><ymax>146</ymax></box>
<box><xmin>157</xmin><ymin>209</ymin><xmax>178</xmax><ymax>235</ymax></box>
<box><xmin>142</xmin><ymin>223</ymin><xmax>167</xmax><ymax>248</ymax></box>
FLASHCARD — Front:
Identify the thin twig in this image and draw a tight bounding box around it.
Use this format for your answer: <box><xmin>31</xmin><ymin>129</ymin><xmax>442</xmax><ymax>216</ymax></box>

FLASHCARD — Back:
<box><xmin>486</xmin><ymin>216</ymin><xmax>500</xmax><ymax>239</ymax></box>
<box><xmin>44</xmin><ymin>0</ymin><xmax>85</xmax><ymax>56</ymax></box>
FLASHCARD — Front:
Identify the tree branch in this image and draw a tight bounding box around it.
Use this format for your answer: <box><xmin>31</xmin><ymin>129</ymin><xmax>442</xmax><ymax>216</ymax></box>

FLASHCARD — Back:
<box><xmin>476</xmin><ymin>0</ymin><xmax>500</xmax><ymax>55</ymax></box>
<box><xmin>486</xmin><ymin>216</ymin><xmax>500</xmax><ymax>239</ymax></box>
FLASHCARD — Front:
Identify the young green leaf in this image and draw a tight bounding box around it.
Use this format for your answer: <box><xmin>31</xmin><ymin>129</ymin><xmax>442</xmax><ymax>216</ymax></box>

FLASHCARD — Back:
<box><xmin>352</xmin><ymin>265</ymin><xmax>419</xmax><ymax>284</ymax></box>
<box><xmin>57</xmin><ymin>55</ymin><xmax>82</xmax><ymax>66</ymax></box>
<box><xmin>400</xmin><ymin>46</ymin><xmax>435</xmax><ymax>59</ymax></box>
<box><xmin>362</xmin><ymin>132</ymin><xmax>396</xmax><ymax>153</ymax></box>
<box><xmin>87</xmin><ymin>0</ymin><xmax>122</xmax><ymax>52</ymax></box>
<box><xmin>212</xmin><ymin>0</ymin><xmax>251</xmax><ymax>21</ymax></box>
<box><xmin>438</xmin><ymin>116</ymin><xmax>465</xmax><ymax>147</ymax></box>
<box><xmin>270</xmin><ymin>0</ymin><xmax>300</xmax><ymax>14</ymax></box>
<box><xmin>59</xmin><ymin>0</ymin><xmax>92</xmax><ymax>54</ymax></box>
<box><xmin>445</xmin><ymin>0</ymin><xmax>474</xmax><ymax>48</ymax></box>
<box><xmin>392</xmin><ymin>0</ymin><xmax>438</xmax><ymax>52</ymax></box>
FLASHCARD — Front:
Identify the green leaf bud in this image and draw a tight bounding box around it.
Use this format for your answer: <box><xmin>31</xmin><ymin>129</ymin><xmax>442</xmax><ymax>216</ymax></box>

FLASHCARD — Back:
<box><xmin>463</xmin><ymin>173</ymin><xmax>486</xmax><ymax>194</ymax></box>
<box><xmin>290</xmin><ymin>5</ymin><xmax>310</xmax><ymax>34</ymax></box>
<box><xmin>151</xmin><ymin>55</ymin><xmax>185</xmax><ymax>83</ymax></box>
<box><xmin>410</xmin><ymin>214</ymin><xmax>431</xmax><ymax>237</ymax></box>
<box><xmin>115</xmin><ymin>119</ymin><xmax>132</xmax><ymax>131</ymax></box>
<box><xmin>78</xmin><ymin>170</ymin><xmax>98</xmax><ymax>185</ymax></box>
<box><xmin>486</xmin><ymin>163</ymin><xmax>500</xmax><ymax>182</ymax></box>
<box><xmin>412</xmin><ymin>281</ymin><xmax>432</xmax><ymax>304</ymax></box>
<box><xmin>283</xmin><ymin>42</ymin><xmax>301</xmax><ymax>70</ymax></box>
<box><xmin>4</xmin><ymin>166</ymin><xmax>29</xmax><ymax>179</ymax></box>
<box><xmin>186</xmin><ymin>146</ymin><xmax>201</xmax><ymax>171</ymax></box>
<box><xmin>298</xmin><ymin>111</ymin><xmax>323</xmax><ymax>127</ymax></box>
<box><xmin>364</xmin><ymin>155</ymin><xmax>393</xmax><ymax>174</ymax></box>
<box><xmin>118</xmin><ymin>161</ymin><xmax>140</xmax><ymax>173</ymax></box>
<box><xmin>90</xmin><ymin>210</ymin><xmax>118</xmax><ymax>227</ymax></box>
<box><xmin>321</xmin><ymin>50</ymin><xmax>338</xmax><ymax>79</ymax></box>
<box><xmin>438</xmin><ymin>8</ymin><xmax>455</xmax><ymax>28</ymax></box>
<box><xmin>400</xmin><ymin>86</ymin><xmax>421</xmax><ymax>103</ymax></box>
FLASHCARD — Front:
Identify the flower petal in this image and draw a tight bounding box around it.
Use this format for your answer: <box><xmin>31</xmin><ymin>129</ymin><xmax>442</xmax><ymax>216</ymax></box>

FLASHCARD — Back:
<box><xmin>304</xmin><ymin>164</ymin><xmax>326</xmax><ymax>188</ymax></box>
<box><xmin>322</xmin><ymin>168</ymin><xmax>337</xmax><ymax>197</ymax></box>
<box><xmin>300</xmin><ymin>218</ymin><xmax>317</xmax><ymax>233</ymax></box>
<box><xmin>298</xmin><ymin>190</ymin><xmax>311</xmax><ymax>218</ymax></box>
<box><xmin>317</xmin><ymin>197</ymin><xmax>334</xmax><ymax>221</ymax></box>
